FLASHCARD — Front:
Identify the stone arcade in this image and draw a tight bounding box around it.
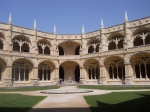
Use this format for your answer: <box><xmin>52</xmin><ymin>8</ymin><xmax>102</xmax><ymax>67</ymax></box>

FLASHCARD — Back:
<box><xmin>0</xmin><ymin>12</ymin><xmax>150</xmax><ymax>87</ymax></box>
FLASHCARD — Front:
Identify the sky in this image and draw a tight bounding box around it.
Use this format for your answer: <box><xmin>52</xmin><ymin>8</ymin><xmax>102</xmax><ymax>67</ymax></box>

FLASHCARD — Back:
<box><xmin>0</xmin><ymin>0</ymin><xmax>150</xmax><ymax>34</ymax></box>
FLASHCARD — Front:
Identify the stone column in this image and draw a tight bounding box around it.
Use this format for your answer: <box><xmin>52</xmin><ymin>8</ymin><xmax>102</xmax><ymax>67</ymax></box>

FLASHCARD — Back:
<box><xmin>80</xmin><ymin>67</ymin><xmax>86</xmax><ymax>84</ymax></box>
<box><xmin>31</xmin><ymin>66</ymin><xmax>39</xmax><ymax>86</ymax></box>
<box><xmin>53</xmin><ymin>67</ymin><xmax>59</xmax><ymax>84</ymax></box>
<box><xmin>4</xmin><ymin>65</ymin><xmax>13</xmax><ymax>87</ymax></box>
<box><xmin>99</xmin><ymin>58</ymin><xmax>107</xmax><ymax>84</ymax></box>
<box><xmin>124</xmin><ymin>63</ymin><xmax>133</xmax><ymax>85</ymax></box>
<box><xmin>124</xmin><ymin>55</ymin><xmax>133</xmax><ymax>85</ymax></box>
<box><xmin>99</xmin><ymin>65</ymin><xmax>107</xmax><ymax>85</ymax></box>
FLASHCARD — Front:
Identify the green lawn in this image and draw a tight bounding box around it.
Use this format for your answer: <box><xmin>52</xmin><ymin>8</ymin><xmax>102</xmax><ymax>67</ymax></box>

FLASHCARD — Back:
<box><xmin>78</xmin><ymin>85</ymin><xmax>150</xmax><ymax>90</ymax></box>
<box><xmin>84</xmin><ymin>91</ymin><xmax>150</xmax><ymax>112</ymax></box>
<box><xmin>0</xmin><ymin>86</ymin><xmax>60</xmax><ymax>92</ymax></box>
<box><xmin>0</xmin><ymin>94</ymin><xmax>46</xmax><ymax>112</ymax></box>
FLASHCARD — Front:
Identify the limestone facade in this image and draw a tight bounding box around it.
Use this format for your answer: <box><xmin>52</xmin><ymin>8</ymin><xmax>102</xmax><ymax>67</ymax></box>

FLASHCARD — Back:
<box><xmin>0</xmin><ymin>14</ymin><xmax>150</xmax><ymax>87</ymax></box>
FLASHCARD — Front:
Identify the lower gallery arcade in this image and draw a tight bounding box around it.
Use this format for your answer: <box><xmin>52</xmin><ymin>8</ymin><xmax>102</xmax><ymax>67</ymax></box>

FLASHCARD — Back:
<box><xmin>0</xmin><ymin>53</ymin><xmax>150</xmax><ymax>87</ymax></box>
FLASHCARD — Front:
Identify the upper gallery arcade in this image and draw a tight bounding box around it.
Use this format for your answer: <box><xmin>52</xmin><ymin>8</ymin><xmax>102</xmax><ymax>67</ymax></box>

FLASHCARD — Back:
<box><xmin>0</xmin><ymin>11</ymin><xmax>150</xmax><ymax>87</ymax></box>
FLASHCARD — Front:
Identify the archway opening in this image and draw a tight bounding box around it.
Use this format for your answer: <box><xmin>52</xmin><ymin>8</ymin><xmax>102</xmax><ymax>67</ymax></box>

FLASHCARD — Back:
<box><xmin>59</xmin><ymin>61</ymin><xmax>80</xmax><ymax>83</ymax></box>
<box><xmin>75</xmin><ymin>46</ymin><xmax>80</xmax><ymax>55</ymax></box>
<box><xmin>59</xmin><ymin>66</ymin><xmax>64</xmax><ymax>81</ymax></box>
<box><xmin>58</xmin><ymin>46</ymin><xmax>64</xmax><ymax>55</ymax></box>
<box><xmin>75</xmin><ymin>65</ymin><xmax>80</xmax><ymax>82</ymax></box>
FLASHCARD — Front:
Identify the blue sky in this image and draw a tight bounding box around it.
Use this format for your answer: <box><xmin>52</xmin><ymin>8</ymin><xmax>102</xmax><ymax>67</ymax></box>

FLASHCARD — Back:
<box><xmin>0</xmin><ymin>0</ymin><xmax>150</xmax><ymax>34</ymax></box>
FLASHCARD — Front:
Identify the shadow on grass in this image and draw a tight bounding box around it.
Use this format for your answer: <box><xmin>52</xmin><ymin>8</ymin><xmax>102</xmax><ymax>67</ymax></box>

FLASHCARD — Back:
<box><xmin>0</xmin><ymin>107</ymin><xmax>91</xmax><ymax>112</ymax></box>
<box><xmin>1</xmin><ymin>94</ymin><xmax>150</xmax><ymax>112</ymax></box>
<box><xmin>90</xmin><ymin>94</ymin><xmax>150</xmax><ymax>112</ymax></box>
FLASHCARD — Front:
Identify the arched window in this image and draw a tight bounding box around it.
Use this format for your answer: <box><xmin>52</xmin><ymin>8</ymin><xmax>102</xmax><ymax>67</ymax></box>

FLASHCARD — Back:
<box><xmin>134</xmin><ymin>58</ymin><xmax>150</xmax><ymax>79</ymax></box>
<box><xmin>133</xmin><ymin>29</ymin><xmax>150</xmax><ymax>46</ymax></box>
<box><xmin>88</xmin><ymin>63</ymin><xmax>99</xmax><ymax>80</ymax></box>
<box><xmin>37</xmin><ymin>40</ymin><xmax>51</xmax><ymax>55</ymax></box>
<box><xmin>38</xmin><ymin>64</ymin><xmax>51</xmax><ymax>81</ymax></box>
<box><xmin>12</xmin><ymin>36</ymin><xmax>30</xmax><ymax>52</ymax></box>
<box><xmin>88</xmin><ymin>39</ymin><xmax>100</xmax><ymax>53</ymax></box>
<box><xmin>108</xmin><ymin>60</ymin><xmax>125</xmax><ymax>80</ymax></box>
<box><xmin>12</xmin><ymin>62</ymin><xmax>29</xmax><ymax>81</ymax></box>
<box><xmin>108</xmin><ymin>34</ymin><xmax>124</xmax><ymax>50</ymax></box>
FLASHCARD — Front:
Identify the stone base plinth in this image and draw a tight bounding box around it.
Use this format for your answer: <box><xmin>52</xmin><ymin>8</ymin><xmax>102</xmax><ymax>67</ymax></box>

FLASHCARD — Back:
<box><xmin>86</xmin><ymin>79</ymin><xmax>98</xmax><ymax>85</ymax></box>
<box><xmin>4</xmin><ymin>78</ymin><xmax>12</xmax><ymax>87</ymax></box>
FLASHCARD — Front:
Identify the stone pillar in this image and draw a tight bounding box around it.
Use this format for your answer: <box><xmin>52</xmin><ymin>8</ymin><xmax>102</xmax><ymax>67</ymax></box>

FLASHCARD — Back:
<box><xmin>53</xmin><ymin>67</ymin><xmax>59</xmax><ymax>84</ymax></box>
<box><xmin>124</xmin><ymin>55</ymin><xmax>133</xmax><ymax>85</ymax></box>
<box><xmin>4</xmin><ymin>66</ymin><xmax>12</xmax><ymax>87</ymax></box>
<box><xmin>80</xmin><ymin>67</ymin><xmax>86</xmax><ymax>84</ymax></box>
<box><xmin>124</xmin><ymin>63</ymin><xmax>133</xmax><ymax>85</ymax></box>
<box><xmin>31</xmin><ymin>29</ymin><xmax>38</xmax><ymax>54</ymax></box>
<box><xmin>31</xmin><ymin>67</ymin><xmax>39</xmax><ymax>86</ymax></box>
<box><xmin>124</xmin><ymin>20</ymin><xmax>133</xmax><ymax>48</ymax></box>
<box><xmin>100</xmin><ymin>28</ymin><xmax>107</xmax><ymax>52</ymax></box>
<box><xmin>99</xmin><ymin>65</ymin><xmax>107</xmax><ymax>85</ymax></box>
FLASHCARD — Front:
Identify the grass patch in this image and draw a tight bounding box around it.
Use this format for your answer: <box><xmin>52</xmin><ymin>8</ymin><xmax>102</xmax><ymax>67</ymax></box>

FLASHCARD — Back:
<box><xmin>84</xmin><ymin>91</ymin><xmax>150</xmax><ymax>112</ymax></box>
<box><xmin>0</xmin><ymin>86</ymin><xmax>60</xmax><ymax>92</ymax></box>
<box><xmin>78</xmin><ymin>85</ymin><xmax>150</xmax><ymax>90</ymax></box>
<box><xmin>0</xmin><ymin>94</ymin><xmax>46</xmax><ymax>112</ymax></box>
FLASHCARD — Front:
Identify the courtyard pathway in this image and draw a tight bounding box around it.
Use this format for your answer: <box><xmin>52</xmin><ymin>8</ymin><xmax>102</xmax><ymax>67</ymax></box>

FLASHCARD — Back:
<box><xmin>1</xmin><ymin>86</ymin><xmax>150</xmax><ymax>112</ymax></box>
<box><xmin>27</xmin><ymin>86</ymin><xmax>93</xmax><ymax>112</ymax></box>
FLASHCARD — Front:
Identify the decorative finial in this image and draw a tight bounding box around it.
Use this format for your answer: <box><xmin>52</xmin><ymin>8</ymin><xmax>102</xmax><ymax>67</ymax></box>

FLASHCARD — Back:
<box><xmin>8</xmin><ymin>12</ymin><xmax>12</xmax><ymax>24</ymax></box>
<box><xmin>53</xmin><ymin>24</ymin><xmax>56</xmax><ymax>34</ymax></box>
<box><xmin>82</xmin><ymin>25</ymin><xmax>85</xmax><ymax>34</ymax></box>
<box><xmin>125</xmin><ymin>10</ymin><xmax>128</xmax><ymax>22</ymax></box>
<box><xmin>101</xmin><ymin>18</ymin><xmax>104</xmax><ymax>28</ymax></box>
<box><xmin>34</xmin><ymin>19</ymin><xmax>36</xmax><ymax>29</ymax></box>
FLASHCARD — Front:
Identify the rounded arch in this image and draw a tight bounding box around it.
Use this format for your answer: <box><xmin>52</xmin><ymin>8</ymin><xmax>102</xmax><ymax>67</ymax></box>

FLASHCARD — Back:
<box><xmin>130</xmin><ymin>52</ymin><xmax>150</xmax><ymax>64</ymax></box>
<box><xmin>132</xmin><ymin>27</ymin><xmax>150</xmax><ymax>46</ymax></box>
<box><xmin>0</xmin><ymin>57</ymin><xmax>6</xmax><ymax>81</ymax></box>
<box><xmin>12</xmin><ymin>35</ymin><xmax>31</xmax><ymax>43</ymax></box>
<box><xmin>37</xmin><ymin>39</ymin><xmax>51</xmax><ymax>55</ymax></box>
<box><xmin>83</xmin><ymin>58</ymin><xmax>100</xmax><ymax>80</ymax></box>
<box><xmin>130</xmin><ymin>52</ymin><xmax>150</xmax><ymax>79</ymax></box>
<box><xmin>104</xmin><ymin>56</ymin><xmax>124</xmax><ymax>66</ymax></box>
<box><xmin>38</xmin><ymin>60</ymin><xmax>55</xmax><ymax>81</ymax></box>
<box><xmin>0</xmin><ymin>32</ymin><xmax>5</xmax><ymax>50</ymax></box>
<box><xmin>87</xmin><ymin>38</ymin><xmax>100</xmax><ymax>53</ymax></box>
<box><xmin>38</xmin><ymin>60</ymin><xmax>55</xmax><ymax>69</ymax></box>
<box><xmin>104</xmin><ymin>56</ymin><xmax>125</xmax><ymax>80</ymax></box>
<box><xmin>12</xmin><ymin>35</ymin><xmax>31</xmax><ymax>52</ymax></box>
<box><xmin>132</xmin><ymin>27</ymin><xmax>150</xmax><ymax>36</ymax></box>
<box><xmin>87</xmin><ymin>38</ymin><xmax>100</xmax><ymax>45</ymax></box>
<box><xmin>59</xmin><ymin>61</ymin><xmax>80</xmax><ymax>83</ymax></box>
<box><xmin>107</xmin><ymin>33</ymin><xmax>124</xmax><ymax>50</ymax></box>
<box><xmin>60</xmin><ymin>60</ymin><xmax>80</xmax><ymax>67</ymax></box>
<box><xmin>57</xmin><ymin>40</ymin><xmax>81</xmax><ymax>47</ymax></box>
<box><xmin>58</xmin><ymin>41</ymin><xmax>80</xmax><ymax>55</ymax></box>
<box><xmin>12</xmin><ymin>58</ymin><xmax>33</xmax><ymax>82</ymax></box>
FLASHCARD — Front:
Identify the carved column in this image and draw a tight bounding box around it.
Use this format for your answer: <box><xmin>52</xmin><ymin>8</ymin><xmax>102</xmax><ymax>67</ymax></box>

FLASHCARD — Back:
<box><xmin>124</xmin><ymin>55</ymin><xmax>133</xmax><ymax>85</ymax></box>
<box><xmin>100</xmin><ymin>28</ymin><xmax>107</xmax><ymax>52</ymax></box>
<box><xmin>4</xmin><ymin>65</ymin><xmax>13</xmax><ymax>87</ymax></box>
<box><xmin>80</xmin><ymin>67</ymin><xmax>86</xmax><ymax>84</ymax></box>
<box><xmin>99</xmin><ymin>58</ymin><xmax>107</xmax><ymax>84</ymax></box>
<box><xmin>124</xmin><ymin>20</ymin><xmax>133</xmax><ymax>48</ymax></box>
<box><xmin>53</xmin><ymin>67</ymin><xmax>59</xmax><ymax>84</ymax></box>
<box><xmin>31</xmin><ymin>66</ymin><xmax>39</xmax><ymax>86</ymax></box>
